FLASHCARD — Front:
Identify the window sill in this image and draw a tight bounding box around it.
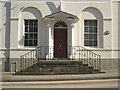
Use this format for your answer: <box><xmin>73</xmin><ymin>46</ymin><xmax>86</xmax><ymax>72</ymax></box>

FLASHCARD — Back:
<box><xmin>83</xmin><ymin>47</ymin><xmax>114</xmax><ymax>51</ymax></box>
<box><xmin>84</xmin><ymin>46</ymin><xmax>100</xmax><ymax>50</ymax></box>
<box><xmin>23</xmin><ymin>46</ymin><xmax>38</xmax><ymax>49</ymax></box>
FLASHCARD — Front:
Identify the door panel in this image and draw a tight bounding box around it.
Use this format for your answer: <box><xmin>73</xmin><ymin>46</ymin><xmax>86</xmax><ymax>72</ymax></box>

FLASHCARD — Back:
<box><xmin>54</xmin><ymin>28</ymin><xmax>67</xmax><ymax>58</ymax></box>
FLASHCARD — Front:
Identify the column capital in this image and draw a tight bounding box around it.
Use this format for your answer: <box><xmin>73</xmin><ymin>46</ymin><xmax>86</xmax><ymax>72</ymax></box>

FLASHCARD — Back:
<box><xmin>44</xmin><ymin>17</ymin><xmax>54</xmax><ymax>27</ymax></box>
<box><xmin>69</xmin><ymin>22</ymin><xmax>75</xmax><ymax>27</ymax></box>
<box><xmin>48</xmin><ymin>20</ymin><xmax>54</xmax><ymax>27</ymax></box>
<box><xmin>44</xmin><ymin>17</ymin><xmax>54</xmax><ymax>22</ymax></box>
<box><xmin>47</xmin><ymin>22</ymin><xmax>52</xmax><ymax>27</ymax></box>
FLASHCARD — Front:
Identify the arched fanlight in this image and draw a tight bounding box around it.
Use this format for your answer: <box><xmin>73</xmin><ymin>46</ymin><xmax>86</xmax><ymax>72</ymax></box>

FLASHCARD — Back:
<box><xmin>54</xmin><ymin>21</ymin><xmax>67</xmax><ymax>27</ymax></box>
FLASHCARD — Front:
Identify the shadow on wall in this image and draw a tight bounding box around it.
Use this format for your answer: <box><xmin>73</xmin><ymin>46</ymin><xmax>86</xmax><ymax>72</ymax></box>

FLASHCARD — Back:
<box><xmin>18</xmin><ymin>36</ymin><xmax>24</xmax><ymax>46</ymax></box>
<box><xmin>83</xmin><ymin>8</ymin><xmax>102</xmax><ymax>19</ymax></box>
<box><xmin>4</xmin><ymin>2</ymin><xmax>11</xmax><ymax>72</ymax></box>
<box><xmin>19</xmin><ymin>7</ymin><xmax>47</xmax><ymax>47</ymax></box>
<box><xmin>46</xmin><ymin>2</ymin><xmax>60</xmax><ymax>13</ymax></box>
<box><xmin>23</xmin><ymin>7</ymin><xmax>42</xmax><ymax>19</ymax></box>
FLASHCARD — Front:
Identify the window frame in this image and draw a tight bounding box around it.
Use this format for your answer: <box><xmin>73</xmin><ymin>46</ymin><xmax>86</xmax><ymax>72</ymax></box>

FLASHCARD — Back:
<box><xmin>23</xmin><ymin>19</ymin><xmax>38</xmax><ymax>48</ymax></box>
<box><xmin>84</xmin><ymin>19</ymin><xmax>98</xmax><ymax>48</ymax></box>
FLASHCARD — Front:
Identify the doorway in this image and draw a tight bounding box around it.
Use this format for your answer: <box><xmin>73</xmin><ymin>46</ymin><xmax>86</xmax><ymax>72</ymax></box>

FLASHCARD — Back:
<box><xmin>54</xmin><ymin>21</ymin><xmax>67</xmax><ymax>58</ymax></box>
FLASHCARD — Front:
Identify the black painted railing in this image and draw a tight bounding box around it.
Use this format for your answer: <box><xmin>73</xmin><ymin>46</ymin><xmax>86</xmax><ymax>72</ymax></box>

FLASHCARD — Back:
<box><xmin>20</xmin><ymin>46</ymin><xmax>101</xmax><ymax>71</ymax></box>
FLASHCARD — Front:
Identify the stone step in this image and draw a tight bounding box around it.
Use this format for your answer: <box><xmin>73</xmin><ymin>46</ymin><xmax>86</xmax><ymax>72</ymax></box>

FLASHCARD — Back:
<box><xmin>16</xmin><ymin>60</ymin><xmax>101</xmax><ymax>75</ymax></box>
<box><xmin>38</xmin><ymin>60</ymin><xmax>83</xmax><ymax>65</ymax></box>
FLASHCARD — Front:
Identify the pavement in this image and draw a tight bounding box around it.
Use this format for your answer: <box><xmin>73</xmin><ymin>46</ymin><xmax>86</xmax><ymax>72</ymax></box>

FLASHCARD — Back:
<box><xmin>1</xmin><ymin>72</ymin><xmax>119</xmax><ymax>82</ymax></box>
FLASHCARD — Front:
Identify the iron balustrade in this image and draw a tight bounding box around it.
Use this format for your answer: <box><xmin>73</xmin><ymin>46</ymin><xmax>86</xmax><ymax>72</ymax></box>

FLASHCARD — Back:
<box><xmin>20</xmin><ymin>46</ymin><xmax>101</xmax><ymax>72</ymax></box>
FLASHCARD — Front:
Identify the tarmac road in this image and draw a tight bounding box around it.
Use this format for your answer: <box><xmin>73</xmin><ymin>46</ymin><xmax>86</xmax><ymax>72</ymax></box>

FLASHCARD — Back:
<box><xmin>2</xmin><ymin>79</ymin><xmax>119</xmax><ymax>88</ymax></box>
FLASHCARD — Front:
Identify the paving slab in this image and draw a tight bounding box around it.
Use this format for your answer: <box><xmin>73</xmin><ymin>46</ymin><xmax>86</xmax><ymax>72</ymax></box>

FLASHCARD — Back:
<box><xmin>2</xmin><ymin>72</ymin><xmax>119</xmax><ymax>82</ymax></box>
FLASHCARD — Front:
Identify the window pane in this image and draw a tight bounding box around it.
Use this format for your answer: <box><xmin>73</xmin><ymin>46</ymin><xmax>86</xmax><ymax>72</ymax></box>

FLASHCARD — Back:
<box><xmin>85</xmin><ymin>27</ymin><xmax>89</xmax><ymax>32</ymax></box>
<box><xmin>29</xmin><ymin>34</ymin><xmax>34</xmax><ymax>39</ymax></box>
<box><xmin>89</xmin><ymin>27</ymin><xmax>93</xmax><ymax>33</ymax></box>
<box><xmin>25</xmin><ymin>34</ymin><xmax>28</xmax><ymax>39</ymax></box>
<box><xmin>85</xmin><ymin>20</ymin><xmax>89</xmax><ymax>26</ymax></box>
<box><xmin>34</xmin><ymin>27</ymin><xmax>38</xmax><ymax>32</ymax></box>
<box><xmin>93</xmin><ymin>34</ymin><xmax>97</xmax><ymax>39</ymax></box>
<box><xmin>94</xmin><ymin>20</ymin><xmax>97</xmax><ymax>26</ymax></box>
<box><xmin>89</xmin><ymin>20</ymin><xmax>92</xmax><ymax>26</ymax></box>
<box><xmin>91</xmin><ymin>20</ymin><xmax>94</xmax><ymax>26</ymax></box>
<box><xmin>84</xmin><ymin>34</ymin><xmax>89</xmax><ymax>39</ymax></box>
<box><xmin>34</xmin><ymin>20</ymin><xmax>38</xmax><ymax>25</ymax></box>
<box><xmin>93</xmin><ymin>41</ymin><xmax>97</xmax><ymax>46</ymax></box>
<box><xmin>89</xmin><ymin>34</ymin><xmax>93</xmax><ymax>40</ymax></box>
<box><xmin>29</xmin><ymin>40</ymin><xmax>33</xmax><ymax>46</ymax></box>
<box><xmin>25</xmin><ymin>27</ymin><xmax>28</xmax><ymax>32</ymax></box>
<box><xmin>94</xmin><ymin>27</ymin><xmax>97</xmax><ymax>33</ymax></box>
<box><xmin>34</xmin><ymin>40</ymin><xmax>37</xmax><ymax>46</ymax></box>
<box><xmin>29</xmin><ymin>27</ymin><xmax>34</xmax><ymax>32</ymax></box>
<box><xmin>24</xmin><ymin>40</ymin><xmax>28</xmax><ymax>46</ymax></box>
<box><xmin>34</xmin><ymin>34</ymin><xmax>37</xmax><ymax>39</ymax></box>
<box><xmin>88</xmin><ymin>41</ymin><xmax>92</xmax><ymax>46</ymax></box>
<box><xmin>29</xmin><ymin>20</ymin><xmax>33</xmax><ymax>26</ymax></box>
<box><xmin>25</xmin><ymin>20</ymin><xmax>29</xmax><ymax>25</ymax></box>
<box><xmin>84</xmin><ymin>40</ymin><xmax>89</xmax><ymax>46</ymax></box>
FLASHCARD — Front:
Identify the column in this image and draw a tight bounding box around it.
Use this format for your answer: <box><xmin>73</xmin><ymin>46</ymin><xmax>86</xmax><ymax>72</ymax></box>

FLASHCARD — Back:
<box><xmin>48</xmin><ymin>22</ymin><xmax>52</xmax><ymax>47</ymax></box>
<box><xmin>71</xmin><ymin>22</ymin><xmax>74</xmax><ymax>47</ymax></box>
<box><xmin>47</xmin><ymin>22</ymin><xmax>53</xmax><ymax>59</ymax></box>
<box><xmin>69</xmin><ymin>22</ymin><xmax>75</xmax><ymax>59</ymax></box>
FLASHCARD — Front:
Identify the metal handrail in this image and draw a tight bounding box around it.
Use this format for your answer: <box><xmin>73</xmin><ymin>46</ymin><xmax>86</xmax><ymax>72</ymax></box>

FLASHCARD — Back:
<box><xmin>20</xmin><ymin>46</ymin><xmax>101</xmax><ymax>71</ymax></box>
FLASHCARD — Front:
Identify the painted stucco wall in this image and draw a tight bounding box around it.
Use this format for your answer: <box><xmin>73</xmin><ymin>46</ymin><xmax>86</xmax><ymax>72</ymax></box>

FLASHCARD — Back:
<box><xmin>63</xmin><ymin>1</ymin><xmax>112</xmax><ymax>49</ymax></box>
<box><xmin>118</xmin><ymin>2</ymin><xmax>120</xmax><ymax>73</ymax></box>
<box><xmin>10</xmin><ymin>1</ymin><xmax>60</xmax><ymax>49</ymax></box>
<box><xmin>118</xmin><ymin>2</ymin><xmax>120</xmax><ymax>59</ymax></box>
<box><xmin>3</xmin><ymin>1</ymin><xmax>115</xmax><ymax>57</ymax></box>
<box><xmin>0</xmin><ymin>3</ymin><xmax>3</xmax><ymax>69</ymax></box>
<box><xmin>112</xmin><ymin>1</ymin><xmax>119</xmax><ymax>59</ymax></box>
<box><xmin>9</xmin><ymin>1</ymin><xmax>114</xmax><ymax>56</ymax></box>
<box><xmin>0</xmin><ymin>2</ymin><xmax>6</xmax><ymax>50</ymax></box>
<box><xmin>0</xmin><ymin>3</ymin><xmax>2</xmax><ymax>49</ymax></box>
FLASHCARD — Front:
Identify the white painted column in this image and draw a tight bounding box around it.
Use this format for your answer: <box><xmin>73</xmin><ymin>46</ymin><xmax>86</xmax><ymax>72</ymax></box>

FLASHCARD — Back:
<box><xmin>71</xmin><ymin>22</ymin><xmax>75</xmax><ymax>47</ymax></box>
<box><xmin>69</xmin><ymin>22</ymin><xmax>75</xmax><ymax>59</ymax></box>
<box><xmin>71</xmin><ymin>22</ymin><xmax>75</xmax><ymax>59</ymax></box>
<box><xmin>47</xmin><ymin>22</ymin><xmax>53</xmax><ymax>59</ymax></box>
<box><xmin>48</xmin><ymin>22</ymin><xmax>52</xmax><ymax>47</ymax></box>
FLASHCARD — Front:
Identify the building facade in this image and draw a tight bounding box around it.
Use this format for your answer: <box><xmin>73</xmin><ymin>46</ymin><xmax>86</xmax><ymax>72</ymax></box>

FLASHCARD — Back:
<box><xmin>0</xmin><ymin>0</ymin><xmax>120</xmax><ymax>72</ymax></box>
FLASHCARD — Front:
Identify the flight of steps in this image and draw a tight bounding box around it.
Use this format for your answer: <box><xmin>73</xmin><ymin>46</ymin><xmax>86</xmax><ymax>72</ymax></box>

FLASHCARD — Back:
<box><xmin>15</xmin><ymin>60</ymin><xmax>102</xmax><ymax>75</ymax></box>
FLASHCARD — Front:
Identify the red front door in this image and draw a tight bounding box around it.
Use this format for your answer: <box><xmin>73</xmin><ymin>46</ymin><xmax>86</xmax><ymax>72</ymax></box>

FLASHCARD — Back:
<box><xmin>54</xmin><ymin>28</ymin><xmax>67</xmax><ymax>58</ymax></box>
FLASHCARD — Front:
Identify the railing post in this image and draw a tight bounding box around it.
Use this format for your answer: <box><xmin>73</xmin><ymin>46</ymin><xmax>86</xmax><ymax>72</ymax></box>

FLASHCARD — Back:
<box><xmin>23</xmin><ymin>56</ymin><xmax>24</xmax><ymax>69</ymax></box>
<box><xmin>44</xmin><ymin>46</ymin><xmax>47</xmax><ymax>58</ymax></box>
<box><xmin>92</xmin><ymin>53</ymin><xmax>94</xmax><ymax>67</ymax></box>
<box><xmin>21</xmin><ymin>56</ymin><xmax>22</xmax><ymax>71</ymax></box>
<box><xmin>86</xmin><ymin>50</ymin><xmax>88</xmax><ymax>64</ymax></box>
<box><xmin>30</xmin><ymin>52</ymin><xmax>32</xmax><ymax>65</ymax></box>
<box><xmin>33</xmin><ymin>50</ymin><xmax>34</xmax><ymax>64</ymax></box>
<box><xmin>99</xmin><ymin>55</ymin><xmax>101</xmax><ymax>71</ymax></box>
<box><xmin>38</xmin><ymin>48</ymin><xmax>39</xmax><ymax>59</ymax></box>
<box><xmin>94</xmin><ymin>54</ymin><xmax>96</xmax><ymax>69</ymax></box>
<box><xmin>78</xmin><ymin>47</ymin><xmax>80</xmax><ymax>61</ymax></box>
<box><xmin>25</xmin><ymin>55</ymin><xmax>27</xmax><ymax>68</ymax></box>
<box><xmin>83</xmin><ymin>48</ymin><xmax>85</xmax><ymax>63</ymax></box>
<box><xmin>28</xmin><ymin>53</ymin><xmax>29</xmax><ymax>67</ymax></box>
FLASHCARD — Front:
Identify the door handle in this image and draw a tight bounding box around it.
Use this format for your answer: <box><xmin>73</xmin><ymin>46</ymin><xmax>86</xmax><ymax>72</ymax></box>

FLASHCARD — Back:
<box><xmin>60</xmin><ymin>45</ymin><xmax>61</xmax><ymax>47</ymax></box>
